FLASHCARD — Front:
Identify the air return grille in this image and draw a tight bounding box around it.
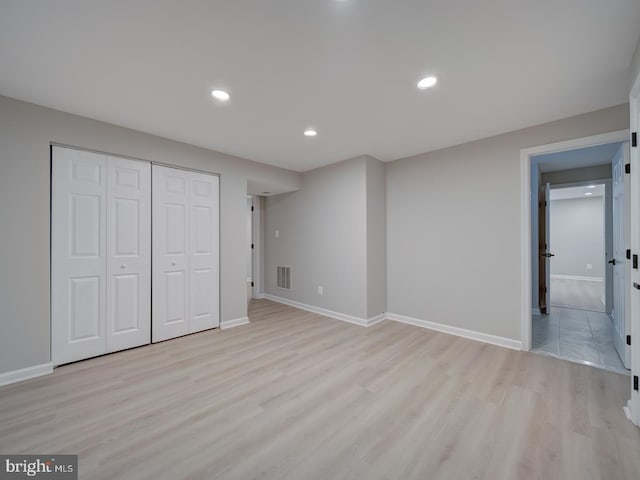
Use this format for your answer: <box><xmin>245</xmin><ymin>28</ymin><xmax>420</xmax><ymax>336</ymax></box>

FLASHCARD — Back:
<box><xmin>277</xmin><ymin>266</ymin><xmax>291</xmax><ymax>291</ymax></box>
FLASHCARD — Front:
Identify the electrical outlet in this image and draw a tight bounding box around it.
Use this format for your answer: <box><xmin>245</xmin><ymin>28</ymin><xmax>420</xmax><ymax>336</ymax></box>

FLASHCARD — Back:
<box><xmin>587</xmin><ymin>264</ymin><xmax>592</xmax><ymax>270</ymax></box>
<box><xmin>318</xmin><ymin>285</ymin><xmax>324</xmax><ymax>296</ymax></box>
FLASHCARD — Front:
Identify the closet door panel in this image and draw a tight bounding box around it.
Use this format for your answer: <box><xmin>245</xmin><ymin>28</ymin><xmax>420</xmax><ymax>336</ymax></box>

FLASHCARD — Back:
<box><xmin>52</xmin><ymin>147</ymin><xmax>107</xmax><ymax>366</ymax></box>
<box><xmin>189</xmin><ymin>173</ymin><xmax>220</xmax><ymax>333</ymax></box>
<box><xmin>106</xmin><ymin>157</ymin><xmax>151</xmax><ymax>352</ymax></box>
<box><xmin>152</xmin><ymin>166</ymin><xmax>189</xmax><ymax>342</ymax></box>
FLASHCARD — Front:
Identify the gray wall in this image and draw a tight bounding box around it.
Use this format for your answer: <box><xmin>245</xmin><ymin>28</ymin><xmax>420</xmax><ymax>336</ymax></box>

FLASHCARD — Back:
<box><xmin>264</xmin><ymin>156</ymin><xmax>368</xmax><ymax>318</ymax></box>
<box><xmin>541</xmin><ymin>164</ymin><xmax>611</xmax><ymax>185</ymax></box>
<box><xmin>366</xmin><ymin>157</ymin><xmax>386</xmax><ymax>318</ymax></box>
<box><xmin>0</xmin><ymin>95</ymin><xmax>300</xmax><ymax>374</ymax></box>
<box><xmin>631</xmin><ymin>35</ymin><xmax>640</xmax><ymax>90</ymax></box>
<box><xmin>387</xmin><ymin>104</ymin><xmax>628</xmax><ymax>341</ymax></box>
<box><xmin>550</xmin><ymin>197</ymin><xmax>605</xmax><ymax>278</ymax></box>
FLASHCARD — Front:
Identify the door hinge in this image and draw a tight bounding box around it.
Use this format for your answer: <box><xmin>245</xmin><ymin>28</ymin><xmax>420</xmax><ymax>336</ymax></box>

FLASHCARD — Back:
<box><xmin>544</xmin><ymin>286</ymin><xmax>547</xmax><ymax>294</ymax></box>
<box><xmin>627</xmin><ymin>249</ymin><xmax>631</xmax><ymax>260</ymax></box>
<box><xmin>251</xmin><ymin>281</ymin><xmax>254</xmax><ymax>287</ymax></box>
<box><xmin>627</xmin><ymin>335</ymin><xmax>631</xmax><ymax>346</ymax></box>
<box><xmin>251</xmin><ymin>243</ymin><xmax>254</xmax><ymax>249</ymax></box>
<box><xmin>632</xmin><ymin>132</ymin><xmax>637</xmax><ymax>147</ymax></box>
<box><xmin>634</xmin><ymin>376</ymin><xmax>639</xmax><ymax>391</ymax></box>
<box><xmin>251</xmin><ymin>205</ymin><xmax>254</xmax><ymax>212</ymax></box>
<box><xmin>634</xmin><ymin>254</ymin><xmax>638</xmax><ymax>270</ymax></box>
<box><xmin>625</xmin><ymin>163</ymin><xmax>631</xmax><ymax>174</ymax></box>
<box><xmin>544</xmin><ymin>200</ymin><xmax>547</xmax><ymax>207</ymax></box>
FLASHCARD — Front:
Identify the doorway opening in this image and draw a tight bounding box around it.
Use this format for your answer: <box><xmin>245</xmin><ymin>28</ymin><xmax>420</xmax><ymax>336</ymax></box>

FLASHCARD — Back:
<box><xmin>524</xmin><ymin>136</ymin><xmax>630</xmax><ymax>374</ymax></box>
<box><xmin>548</xmin><ymin>183</ymin><xmax>607</xmax><ymax>313</ymax></box>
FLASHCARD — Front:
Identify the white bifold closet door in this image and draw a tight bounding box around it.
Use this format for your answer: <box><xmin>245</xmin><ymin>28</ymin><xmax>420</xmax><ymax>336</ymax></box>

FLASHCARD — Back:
<box><xmin>152</xmin><ymin>165</ymin><xmax>219</xmax><ymax>342</ymax></box>
<box><xmin>51</xmin><ymin>147</ymin><xmax>151</xmax><ymax>366</ymax></box>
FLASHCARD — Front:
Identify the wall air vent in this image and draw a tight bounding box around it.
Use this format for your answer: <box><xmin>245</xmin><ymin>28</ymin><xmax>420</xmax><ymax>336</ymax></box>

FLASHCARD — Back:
<box><xmin>277</xmin><ymin>266</ymin><xmax>291</xmax><ymax>291</ymax></box>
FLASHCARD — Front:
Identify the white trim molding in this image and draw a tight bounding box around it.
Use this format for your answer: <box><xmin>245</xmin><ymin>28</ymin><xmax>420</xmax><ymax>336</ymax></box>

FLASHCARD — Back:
<box><xmin>263</xmin><ymin>294</ymin><xmax>384</xmax><ymax>327</ymax></box>
<box><xmin>0</xmin><ymin>362</ymin><xmax>53</xmax><ymax>387</ymax></box>
<box><xmin>550</xmin><ymin>274</ymin><xmax>604</xmax><ymax>282</ymax></box>
<box><xmin>387</xmin><ymin>312</ymin><xmax>523</xmax><ymax>351</ymax></box>
<box><xmin>220</xmin><ymin>317</ymin><xmax>250</xmax><ymax>330</ymax></box>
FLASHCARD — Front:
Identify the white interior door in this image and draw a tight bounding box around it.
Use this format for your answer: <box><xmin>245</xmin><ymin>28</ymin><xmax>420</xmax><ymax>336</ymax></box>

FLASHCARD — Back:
<box><xmin>612</xmin><ymin>144</ymin><xmax>631</xmax><ymax>368</ymax></box>
<box><xmin>52</xmin><ymin>147</ymin><xmax>108</xmax><ymax>366</ymax></box>
<box><xmin>106</xmin><ymin>156</ymin><xmax>151</xmax><ymax>353</ymax></box>
<box><xmin>188</xmin><ymin>172</ymin><xmax>220</xmax><ymax>333</ymax></box>
<box><xmin>152</xmin><ymin>166</ymin><xmax>190</xmax><ymax>342</ymax></box>
<box><xmin>152</xmin><ymin>166</ymin><xmax>219</xmax><ymax>342</ymax></box>
<box><xmin>52</xmin><ymin>147</ymin><xmax>151</xmax><ymax>365</ymax></box>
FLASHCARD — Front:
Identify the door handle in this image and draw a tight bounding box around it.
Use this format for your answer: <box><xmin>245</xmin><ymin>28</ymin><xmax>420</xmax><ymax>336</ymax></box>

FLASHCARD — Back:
<box><xmin>541</xmin><ymin>253</ymin><xmax>555</xmax><ymax>258</ymax></box>
<box><xmin>634</xmin><ymin>282</ymin><xmax>640</xmax><ymax>290</ymax></box>
<box><xmin>608</xmin><ymin>259</ymin><xmax>616</xmax><ymax>265</ymax></box>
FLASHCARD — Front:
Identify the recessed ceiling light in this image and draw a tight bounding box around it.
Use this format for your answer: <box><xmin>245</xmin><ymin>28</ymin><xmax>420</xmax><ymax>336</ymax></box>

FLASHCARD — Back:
<box><xmin>304</xmin><ymin>129</ymin><xmax>317</xmax><ymax>137</ymax></box>
<box><xmin>211</xmin><ymin>89</ymin><xmax>230</xmax><ymax>101</ymax></box>
<box><xmin>587</xmin><ymin>185</ymin><xmax>596</xmax><ymax>189</ymax></box>
<box><xmin>417</xmin><ymin>76</ymin><xmax>438</xmax><ymax>90</ymax></box>
<box><xmin>584</xmin><ymin>192</ymin><xmax>593</xmax><ymax>196</ymax></box>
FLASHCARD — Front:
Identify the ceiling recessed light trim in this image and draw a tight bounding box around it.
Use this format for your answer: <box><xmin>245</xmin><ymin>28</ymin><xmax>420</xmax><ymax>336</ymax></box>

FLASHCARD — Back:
<box><xmin>584</xmin><ymin>192</ymin><xmax>593</xmax><ymax>196</ymax></box>
<box><xmin>304</xmin><ymin>129</ymin><xmax>318</xmax><ymax>137</ymax></box>
<box><xmin>211</xmin><ymin>89</ymin><xmax>230</xmax><ymax>101</ymax></box>
<box><xmin>417</xmin><ymin>75</ymin><xmax>438</xmax><ymax>90</ymax></box>
<box><xmin>587</xmin><ymin>185</ymin><xmax>596</xmax><ymax>189</ymax></box>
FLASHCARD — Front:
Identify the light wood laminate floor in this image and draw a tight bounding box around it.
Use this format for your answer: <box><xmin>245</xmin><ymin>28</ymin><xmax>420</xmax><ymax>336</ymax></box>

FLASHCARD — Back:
<box><xmin>1</xmin><ymin>299</ymin><xmax>639</xmax><ymax>479</ymax></box>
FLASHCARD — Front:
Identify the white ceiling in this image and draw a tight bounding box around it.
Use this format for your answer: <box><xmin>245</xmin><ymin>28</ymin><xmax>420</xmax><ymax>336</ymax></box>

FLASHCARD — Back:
<box><xmin>550</xmin><ymin>184</ymin><xmax>604</xmax><ymax>200</ymax></box>
<box><xmin>535</xmin><ymin>142</ymin><xmax>624</xmax><ymax>172</ymax></box>
<box><xmin>0</xmin><ymin>1</ymin><xmax>638</xmax><ymax>172</ymax></box>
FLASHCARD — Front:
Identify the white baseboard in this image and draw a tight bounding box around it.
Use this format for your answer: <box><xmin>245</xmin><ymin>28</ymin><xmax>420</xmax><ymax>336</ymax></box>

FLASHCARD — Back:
<box><xmin>254</xmin><ymin>293</ymin><xmax>266</xmax><ymax>300</ymax></box>
<box><xmin>0</xmin><ymin>362</ymin><xmax>53</xmax><ymax>387</ymax></box>
<box><xmin>220</xmin><ymin>317</ymin><xmax>250</xmax><ymax>330</ymax></box>
<box><xmin>261</xmin><ymin>295</ymin><xmax>522</xmax><ymax>351</ymax></box>
<box><xmin>386</xmin><ymin>312</ymin><xmax>522</xmax><ymax>351</ymax></box>
<box><xmin>263</xmin><ymin>294</ymin><xmax>383</xmax><ymax>327</ymax></box>
<box><xmin>367</xmin><ymin>313</ymin><xmax>387</xmax><ymax>326</ymax></box>
<box><xmin>551</xmin><ymin>274</ymin><xmax>604</xmax><ymax>282</ymax></box>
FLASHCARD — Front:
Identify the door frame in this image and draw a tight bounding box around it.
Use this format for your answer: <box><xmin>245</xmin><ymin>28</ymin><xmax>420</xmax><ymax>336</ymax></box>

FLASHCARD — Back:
<box><xmin>628</xmin><ymin>71</ymin><xmax>640</xmax><ymax>426</ymax></box>
<box><xmin>520</xmin><ymin>129</ymin><xmax>629</xmax><ymax>352</ymax></box>
<box><xmin>249</xmin><ymin>195</ymin><xmax>262</xmax><ymax>299</ymax></box>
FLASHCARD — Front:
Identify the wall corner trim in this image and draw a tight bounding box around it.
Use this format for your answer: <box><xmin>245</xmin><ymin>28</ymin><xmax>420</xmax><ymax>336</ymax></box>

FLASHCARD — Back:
<box><xmin>386</xmin><ymin>312</ymin><xmax>523</xmax><ymax>351</ymax></box>
<box><xmin>0</xmin><ymin>362</ymin><xmax>53</xmax><ymax>387</ymax></box>
<box><xmin>263</xmin><ymin>294</ymin><xmax>383</xmax><ymax>327</ymax></box>
<box><xmin>220</xmin><ymin>317</ymin><xmax>250</xmax><ymax>330</ymax></box>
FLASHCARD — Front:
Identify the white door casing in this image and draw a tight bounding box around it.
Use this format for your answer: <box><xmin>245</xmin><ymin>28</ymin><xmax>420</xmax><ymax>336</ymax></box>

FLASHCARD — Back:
<box><xmin>545</xmin><ymin>183</ymin><xmax>551</xmax><ymax>312</ymax></box>
<box><xmin>152</xmin><ymin>166</ymin><xmax>219</xmax><ymax>342</ymax></box>
<box><xmin>612</xmin><ymin>145</ymin><xmax>631</xmax><ymax>368</ymax></box>
<box><xmin>52</xmin><ymin>147</ymin><xmax>151</xmax><ymax>366</ymax></box>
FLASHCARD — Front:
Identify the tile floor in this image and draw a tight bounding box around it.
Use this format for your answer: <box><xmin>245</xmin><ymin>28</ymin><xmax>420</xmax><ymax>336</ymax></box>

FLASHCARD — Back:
<box><xmin>532</xmin><ymin>307</ymin><xmax>628</xmax><ymax>374</ymax></box>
